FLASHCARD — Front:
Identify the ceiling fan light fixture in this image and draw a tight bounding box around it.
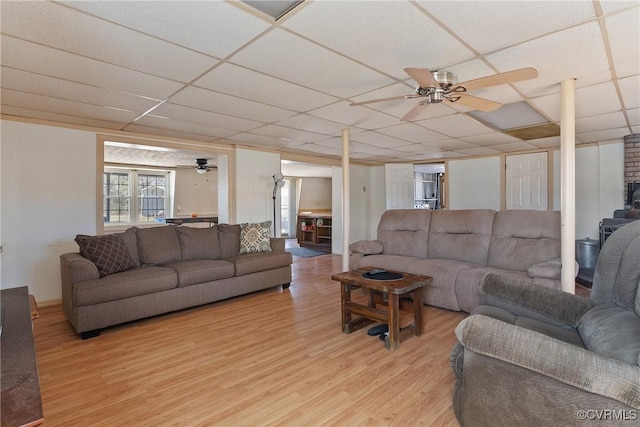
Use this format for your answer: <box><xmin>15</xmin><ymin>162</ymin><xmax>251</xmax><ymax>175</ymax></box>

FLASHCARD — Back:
<box><xmin>196</xmin><ymin>166</ymin><xmax>207</xmax><ymax>174</ymax></box>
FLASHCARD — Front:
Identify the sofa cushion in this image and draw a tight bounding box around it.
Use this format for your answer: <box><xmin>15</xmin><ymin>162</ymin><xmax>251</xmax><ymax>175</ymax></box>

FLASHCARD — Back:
<box><xmin>406</xmin><ymin>258</ymin><xmax>479</xmax><ymax>311</ymax></box>
<box><xmin>75</xmin><ymin>234</ymin><xmax>135</xmax><ymax>277</ymax></box>
<box><xmin>177</xmin><ymin>225</ymin><xmax>221</xmax><ymax>261</ymax></box>
<box><xmin>427</xmin><ymin>209</ymin><xmax>495</xmax><ymax>266</ymax></box>
<box><xmin>218</xmin><ymin>223</ymin><xmax>241</xmax><ymax>258</ymax></box>
<box><xmin>73</xmin><ymin>266</ymin><xmax>177</xmax><ymax>306</ymax></box>
<box><xmin>578</xmin><ymin>303</ymin><xmax>640</xmax><ymax>365</ymax></box>
<box><xmin>353</xmin><ymin>254</ymin><xmax>423</xmax><ymax>274</ymax></box>
<box><xmin>240</xmin><ymin>221</ymin><xmax>272</xmax><ymax>254</ymax></box>
<box><xmin>226</xmin><ymin>251</ymin><xmax>292</xmax><ymax>276</ymax></box>
<box><xmin>472</xmin><ymin>305</ymin><xmax>585</xmax><ymax>347</ymax></box>
<box><xmin>377</xmin><ymin>209</ymin><xmax>431</xmax><ymax>258</ymax></box>
<box><xmin>164</xmin><ymin>259</ymin><xmax>235</xmax><ymax>287</ymax></box>
<box><xmin>488</xmin><ymin>210</ymin><xmax>560</xmax><ymax>271</ymax></box>
<box><xmin>114</xmin><ymin>226</ymin><xmax>141</xmax><ymax>268</ymax></box>
<box><xmin>136</xmin><ymin>226</ymin><xmax>182</xmax><ymax>265</ymax></box>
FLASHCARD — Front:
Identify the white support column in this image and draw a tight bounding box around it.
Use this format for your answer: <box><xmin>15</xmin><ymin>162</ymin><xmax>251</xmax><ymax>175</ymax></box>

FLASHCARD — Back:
<box><xmin>342</xmin><ymin>129</ymin><xmax>350</xmax><ymax>272</ymax></box>
<box><xmin>561</xmin><ymin>79</ymin><xmax>576</xmax><ymax>294</ymax></box>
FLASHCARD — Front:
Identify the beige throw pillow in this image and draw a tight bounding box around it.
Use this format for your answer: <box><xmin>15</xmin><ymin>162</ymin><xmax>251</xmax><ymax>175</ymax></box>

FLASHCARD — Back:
<box><xmin>239</xmin><ymin>221</ymin><xmax>272</xmax><ymax>254</ymax></box>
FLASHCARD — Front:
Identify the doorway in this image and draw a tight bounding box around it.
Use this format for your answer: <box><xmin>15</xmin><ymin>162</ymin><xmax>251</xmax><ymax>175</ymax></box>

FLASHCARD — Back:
<box><xmin>506</xmin><ymin>152</ymin><xmax>548</xmax><ymax>210</ymax></box>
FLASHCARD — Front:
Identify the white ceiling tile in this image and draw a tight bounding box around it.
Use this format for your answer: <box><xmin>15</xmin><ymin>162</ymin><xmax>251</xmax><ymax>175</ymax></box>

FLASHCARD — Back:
<box><xmin>0</xmin><ymin>66</ymin><xmax>160</xmax><ymax>113</ymax></box>
<box><xmin>1</xmin><ymin>2</ymin><xmax>218</xmax><ymax>82</ymax></box>
<box><xmin>1</xmin><ymin>37</ymin><xmax>184</xmax><ymax>99</ymax></box>
<box><xmin>64</xmin><ymin>1</ymin><xmax>270</xmax><ymax>58</ymax></box>
<box><xmin>417</xmin><ymin>114</ymin><xmax>495</xmax><ymax>138</ymax></box>
<box><xmin>133</xmin><ymin>115</ymin><xmax>238</xmax><ymax>139</ymax></box>
<box><xmin>311</xmin><ymin>137</ymin><xmax>377</xmax><ymax>154</ymax></box>
<box><xmin>283</xmin><ymin>1</ymin><xmax>474</xmax><ymax>78</ymax></box>
<box><xmin>310</xmin><ymin>101</ymin><xmax>400</xmax><ymax>130</ymax></box>
<box><xmin>230</xmin><ymin>28</ymin><xmax>395</xmax><ymax>98</ymax></box>
<box><xmin>528</xmin><ymin>136</ymin><xmax>561</xmax><ymax>148</ymax></box>
<box><xmin>351</xmin><ymin>131</ymin><xmax>422</xmax><ymax>149</ymax></box>
<box><xmin>605</xmin><ymin>8</ymin><xmax>640</xmax><ymax>78</ymax></box>
<box><xmin>576</xmin><ymin>111</ymin><xmax>628</xmax><ymax>133</ymax></box>
<box><xmin>486</xmin><ymin>22</ymin><xmax>610</xmax><ymax>96</ymax></box>
<box><xmin>1</xmin><ymin>89</ymin><xmax>138</xmax><ymax>123</ymax></box>
<box><xmin>459</xmin><ymin>132</ymin><xmax>522</xmax><ymax>146</ymax></box>
<box><xmin>153</xmin><ymin>103</ymin><xmax>263</xmax><ymax>132</ymax></box>
<box><xmin>194</xmin><ymin>63</ymin><xmax>339</xmax><ymax>112</ymax></box>
<box><xmin>532</xmin><ymin>81</ymin><xmax>624</xmax><ymax>121</ymax></box>
<box><xmin>293</xmin><ymin>143</ymin><xmax>343</xmax><ymax>157</ymax></box>
<box><xmin>227</xmin><ymin>132</ymin><xmax>306</xmax><ymax>149</ymax></box>
<box><xmin>393</xmin><ymin>143</ymin><xmax>443</xmax><ymax>154</ymax></box>
<box><xmin>272</xmin><ymin>114</ymin><xmax>348</xmax><ymax>137</ymax></box>
<box><xmin>619</xmin><ymin>75</ymin><xmax>640</xmax><ymax>109</ymax></box>
<box><xmin>123</xmin><ymin>124</ymin><xmax>218</xmax><ymax>142</ymax></box>
<box><xmin>248</xmin><ymin>124</ymin><xmax>328</xmax><ymax>143</ymax></box>
<box><xmin>530</xmin><ymin>93</ymin><xmax>561</xmax><ymax>121</ymax></box>
<box><xmin>423</xmin><ymin>139</ymin><xmax>478</xmax><ymax>151</ymax></box>
<box><xmin>420</xmin><ymin>0</ymin><xmax>596</xmax><ymax>53</ymax></box>
<box><xmin>0</xmin><ymin>105</ymin><xmax>125</xmax><ymax>130</ymax></box>
<box><xmin>627</xmin><ymin>108</ymin><xmax>640</xmax><ymax>126</ymax></box>
<box><xmin>576</xmin><ymin>127</ymin><xmax>631</xmax><ymax>143</ymax></box>
<box><xmin>456</xmin><ymin>146</ymin><xmax>501</xmax><ymax>156</ymax></box>
<box><xmin>601</xmin><ymin>2</ymin><xmax>639</xmax><ymax>14</ymax></box>
<box><xmin>169</xmin><ymin>86</ymin><xmax>295</xmax><ymax>123</ymax></box>
<box><xmin>490</xmin><ymin>141</ymin><xmax>539</xmax><ymax>152</ymax></box>
<box><xmin>376</xmin><ymin>123</ymin><xmax>448</xmax><ymax>144</ymax></box>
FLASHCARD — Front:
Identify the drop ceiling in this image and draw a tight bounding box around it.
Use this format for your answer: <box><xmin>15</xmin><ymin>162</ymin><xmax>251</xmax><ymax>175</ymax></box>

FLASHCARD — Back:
<box><xmin>1</xmin><ymin>0</ymin><xmax>638</xmax><ymax>166</ymax></box>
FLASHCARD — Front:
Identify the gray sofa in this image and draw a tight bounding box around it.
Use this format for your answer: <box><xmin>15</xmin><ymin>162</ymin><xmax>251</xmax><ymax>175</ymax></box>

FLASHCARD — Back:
<box><xmin>349</xmin><ymin>209</ymin><xmax>563</xmax><ymax>313</ymax></box>
<box><xmin>60</xmin><ymin>223</ymin><xmax>292</xmax><ymax>339</ymax></box>
<box><xmin>450</xmin><ymin>220</ymin><xmax>640</xmax><ymax>426</ymax></box>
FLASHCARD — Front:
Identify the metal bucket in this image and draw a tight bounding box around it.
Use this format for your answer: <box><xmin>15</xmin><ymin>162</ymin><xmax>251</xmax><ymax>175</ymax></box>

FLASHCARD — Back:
<box><xmin>576</xmin><ymin>238</ymin><xmax>600</xmax><ymax>269</ymax></box>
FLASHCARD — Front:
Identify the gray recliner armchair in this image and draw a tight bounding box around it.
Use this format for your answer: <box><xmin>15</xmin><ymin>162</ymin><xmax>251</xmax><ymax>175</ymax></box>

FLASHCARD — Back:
<box><xmin>451</xmin><ymin>220</ymin><xmax>640</xmax><ymax>426</ymax></box>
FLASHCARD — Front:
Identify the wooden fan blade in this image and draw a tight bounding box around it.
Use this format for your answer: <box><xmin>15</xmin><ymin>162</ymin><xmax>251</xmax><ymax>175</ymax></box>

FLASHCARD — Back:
<box><xmin>401</xmin><ymin>102</ymin><xmax>428</xmax><ymax>122</ymax></box>
<box><xmin>404</xmin><ymin>68</ymin><xmax>439</xmax><ymax>88</ymax></box>
<box><xmin>350</xmin><ymin>94</ymin><xmax>412</xmax><ymax>107</ymax></box>
<box><xmin>453</xmin><ymin>94</ymin><xmax>502</xmax><ymax>112</ymax></box>
<box><xmin>456</xmin><ymin>67</ymin><xmax>538</xmax><ymax>92</ymax></box>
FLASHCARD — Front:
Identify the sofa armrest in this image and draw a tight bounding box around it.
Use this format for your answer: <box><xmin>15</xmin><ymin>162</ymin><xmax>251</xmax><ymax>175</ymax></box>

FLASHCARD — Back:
<box><xmin>481</xmin><ymin>273</ymin><xmax>591</xmax><ymax>327</ymax></box>
<box><xmin>270</xmin><ymin>237</ymin><xmax>286</xmax><ymax>253</ymax></box>
<box><xmin>456</xmin><ymin>315</ymin><xmax>640</xmax><ymax>410</ymax></box>
<box><xmin>60</xmin><ymin>252</ymin><xmax>99</xmax><ymax>283</ymax></box>
<box><xmin>349</xmin><ymin>239</ymin><xmax>383</xmax><ymax>255</ymax></box>
<box><xmin>527</xmin><ymin>258</ymin><xmax>561</xmax><ymax>279</ymax></box>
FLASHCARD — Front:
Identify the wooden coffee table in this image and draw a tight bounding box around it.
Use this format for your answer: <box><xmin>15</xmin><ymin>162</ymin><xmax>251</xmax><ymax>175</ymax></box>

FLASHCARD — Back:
<box><xmin>331</xmin><ymin>268</ymin><xmax>432</xmax><ymax>350</ymax></box>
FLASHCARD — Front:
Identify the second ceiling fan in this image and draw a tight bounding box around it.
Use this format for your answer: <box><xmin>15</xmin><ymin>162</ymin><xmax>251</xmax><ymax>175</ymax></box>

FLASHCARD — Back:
<box><xmin>350</xmin><ymin>67</ymin><xmax>538</xmax><ymax>122</ymax></box>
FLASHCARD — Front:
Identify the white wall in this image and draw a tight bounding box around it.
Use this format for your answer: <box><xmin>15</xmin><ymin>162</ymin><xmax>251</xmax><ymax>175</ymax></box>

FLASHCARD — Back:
<box><xmin>448</xmin><ymin>157</ymin><xmax>502</xmax><ymax>210</ymax></box>
<box><xmin>298</xmin><ymin>178</ymin><xmax>331</xmax><ymax>211</ymax></box>
<box><xmin>553</xmin><ymin>143</ymin><xmax>624</xmax><ymax>239</ymax></box>
<box><xmin>1</xmin><ymin>120</ymin><xmax>97</xmax><ymax>302</ymax></box>
<box><xmin>234</xmin><ymin>148</ymin><xmax>281</xmax><ymax>231</ymax></box>
<box><xmin>173</xmin><ymin>168</ymin><xmax>218</xmax><ymax>217</ymax></box>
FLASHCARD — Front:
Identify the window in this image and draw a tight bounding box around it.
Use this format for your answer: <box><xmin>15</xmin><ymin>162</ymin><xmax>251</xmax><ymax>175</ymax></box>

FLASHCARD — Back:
<box><xmin>104</xmin><ymin>168</ymin><xmax>169</xmax><ymax>225</ymax></box>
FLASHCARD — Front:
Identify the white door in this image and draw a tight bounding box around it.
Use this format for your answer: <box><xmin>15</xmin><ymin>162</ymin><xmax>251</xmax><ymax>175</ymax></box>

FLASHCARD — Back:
<box><xmin>385</xmin><ymin>164</ymin><xmax>414</xmax><ymax>209</ymax></box>
<box><xmin>506</xmin><ymin>152</ymin><xmax>548</xmax><ymax>210</ymax></box>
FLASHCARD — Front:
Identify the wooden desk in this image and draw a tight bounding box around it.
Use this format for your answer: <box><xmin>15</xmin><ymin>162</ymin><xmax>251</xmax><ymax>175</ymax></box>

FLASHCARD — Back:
<box><xmin>1</xmin><ymin>287</ymin><xmax>43</xmax><ymax>427</ymax></box>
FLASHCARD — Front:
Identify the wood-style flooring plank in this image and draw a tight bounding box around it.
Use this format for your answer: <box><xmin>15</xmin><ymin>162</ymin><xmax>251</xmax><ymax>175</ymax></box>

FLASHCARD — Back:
<box><xmin>33</xmin><ymin>254</ymin><xmax>467</xmax><ymax>426</ymax></box>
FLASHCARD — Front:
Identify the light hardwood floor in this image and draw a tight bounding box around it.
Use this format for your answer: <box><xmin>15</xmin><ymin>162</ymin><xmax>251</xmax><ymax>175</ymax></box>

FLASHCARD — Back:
<box><xmin>33</xmin><ymin>254</ymin><xmax>467</xmax><ymax>426</ymax></box>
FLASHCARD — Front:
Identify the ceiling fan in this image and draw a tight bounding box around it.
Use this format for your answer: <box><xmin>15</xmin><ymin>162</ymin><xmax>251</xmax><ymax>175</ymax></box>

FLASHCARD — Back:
<box><xmin>350</xmin><ymin>67</ymin><xmax>538</xmax><ymax>121</ymax></box>
<box><xmin>176</xmin><ymin>158</ymin><xmax>217</xmax><ymax>174</ymax></box>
